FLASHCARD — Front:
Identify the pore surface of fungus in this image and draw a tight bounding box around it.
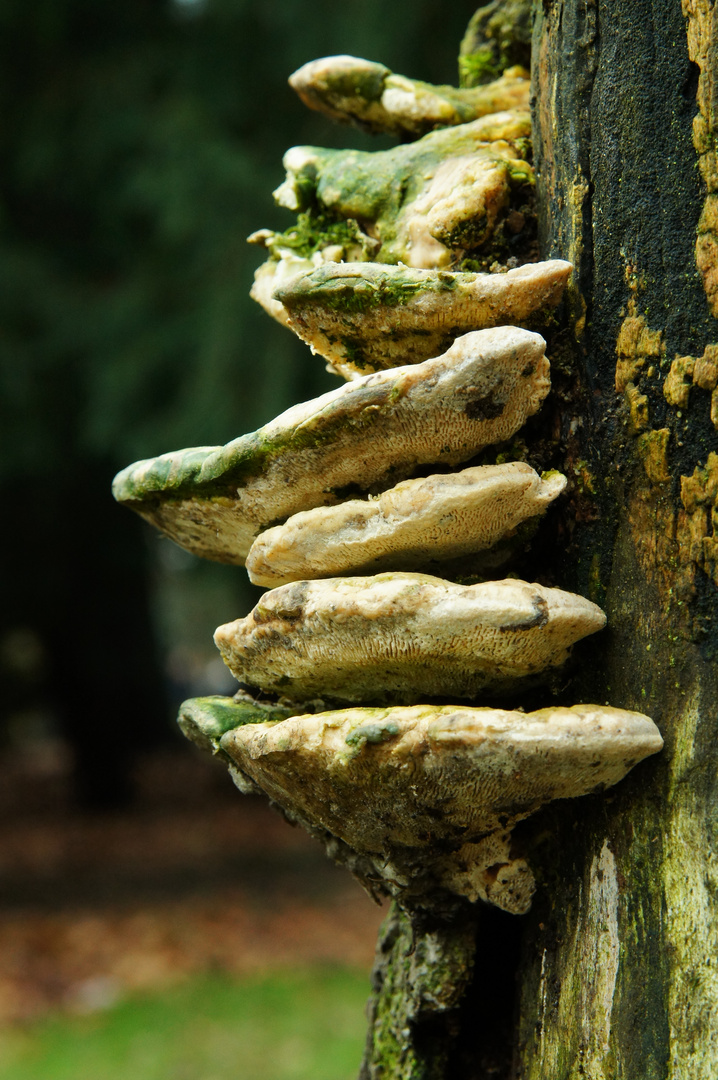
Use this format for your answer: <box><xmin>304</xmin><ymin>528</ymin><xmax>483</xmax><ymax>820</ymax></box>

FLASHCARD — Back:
<box><xmin>245</xmin><ymin>463</ymin><xmax>566</xmax><ymax>587</ymax></box>
<box><xmin>288</xmin><ymin>55</ymin><xmax>530</xmax><ymax>137</ymax></box>
<box><xmin>216</xmin><ymin>703</ymin><xmax>663</xmax><ymax>913</ymax></box>
<box><xmin>112</xmin><ymin>326</ymin><xmax>550</xmax><ymax>563</ymax></box>
<box><xmin>213</xmin><ymin>572</ymin><xmax>607</xmax><ymax>703</ymax></box>
<box><xmin>274</xmin><ymin>259</ymin><xmax>571</xmax><ymax>377</ymax></box>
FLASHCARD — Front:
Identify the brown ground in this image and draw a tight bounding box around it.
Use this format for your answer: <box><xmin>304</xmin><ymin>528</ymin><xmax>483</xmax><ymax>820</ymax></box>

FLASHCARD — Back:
<box><xmin>0</xmin><ymin>741</ymin><xmax>385</xmax><ymax>1024</ymax></box>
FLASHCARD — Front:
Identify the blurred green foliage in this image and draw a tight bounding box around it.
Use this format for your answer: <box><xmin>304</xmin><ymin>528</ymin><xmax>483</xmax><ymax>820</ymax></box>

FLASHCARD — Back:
<box><xmin>0</xmin><ymin>967</ymin><xmax>370</xmax><ymax>1080</ymax></box>
<box><xmin>0</xmin><ymin>0</ymin><xmax>481</xmax><ymax>468</ymax></box>
<box><xmin>0</xmin><ymin>0</ymin><xmax>481</xmax><ymax>801</ymax></box>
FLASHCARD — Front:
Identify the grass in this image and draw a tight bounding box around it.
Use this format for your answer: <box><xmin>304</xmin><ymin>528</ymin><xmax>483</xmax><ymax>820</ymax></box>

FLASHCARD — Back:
<box><xmin>0</xmin><ymin>967</ymin><xmax>370</xmax><ymax>1080</ymax></box>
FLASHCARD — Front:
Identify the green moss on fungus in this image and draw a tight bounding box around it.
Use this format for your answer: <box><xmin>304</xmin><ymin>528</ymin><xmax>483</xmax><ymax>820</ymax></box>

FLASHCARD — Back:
<box><xmin>177</xmin><ymin>694</ymin><xmax>295</xmax><ymax>755</ymax></box>
<box><xmin>458</xmin><ymin>0</ymin><xmax>532</xmax><ymax>88</ymax></box>
<box><xmin>459</xmin><ymin>47</ymin><xmax>505</xmax><ymax>87</ymax></box>
<box><xmin>274</xmin><ymin>124</ymin><xmax>532</xmax><ymax>267</ymax></box>
<box><xmin>277</xmin><ymin>266</ymin><xmax>456</xmax><ymax>318</ymax></box>
<box><xmin>263</xmin><ymin>210</ymin><xmax>376</xmax><ymax>262</ymax></box>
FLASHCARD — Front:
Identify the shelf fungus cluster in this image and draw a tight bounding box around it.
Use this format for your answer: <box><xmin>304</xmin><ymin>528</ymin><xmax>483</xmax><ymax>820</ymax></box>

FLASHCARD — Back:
<box><xmin>179</xmin><ymin>696</ymin><xmax>661</xmax><ymax>914</ymax></box>
<box><xmin>114</xmin><ymin>54</ymin><xmax>662</xmax><ymax>917</ymax></box>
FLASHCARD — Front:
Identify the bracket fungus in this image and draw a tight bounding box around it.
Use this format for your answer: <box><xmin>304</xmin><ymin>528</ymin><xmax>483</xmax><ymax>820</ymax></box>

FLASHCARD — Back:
<box><xmin>245</xmin><ymin>463</ymin><xmax>566</xmax><ymax>587</ymax></box>
<box><xmin>251</xmin><ymin>113</ymin><xmax>532</xmax><ymax>315</ymax></box>
<box><xmin>269</xmin><ymin>124</ymin><xmax>531</xmax><ymax>238</ymax></box>
<box><xmin>213</xmin><ymin>573</ymin><xmax>607</xmax><ymax>704</ymax></box>
<box><xmin>288</xmin><ymin>54</ymin><xmax>530</xmax><ymax>137</ymax></box>
<box><xmin>112</xmin><ymin>326</ymin><xmax>550</xmax><ymax>563</ymax></box>
<box><xmin>113</xmin><ymin>38</ymin><xmax>661</xmax><ymax>950</ymax></box>
<box><xmin>249</xmin><ymin>87</ymin><xmax>534</xmax><ymax>338</ymax></box>
<box><xmin>274</xmin><ymin>259</ymin><xmax>572</xmax><ymax>377</ymax></box>
<box><xmin>185</xmin><ymin>700</ymin><xmax>662</xmax><ymax>915</ymax></box>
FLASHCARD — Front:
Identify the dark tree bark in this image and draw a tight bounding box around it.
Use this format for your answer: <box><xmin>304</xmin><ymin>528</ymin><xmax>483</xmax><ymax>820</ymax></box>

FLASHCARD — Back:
<box><xmin>514</xmin><ymin>2</ymin><xmax>718</xmax><ymax>1076</ymax></box>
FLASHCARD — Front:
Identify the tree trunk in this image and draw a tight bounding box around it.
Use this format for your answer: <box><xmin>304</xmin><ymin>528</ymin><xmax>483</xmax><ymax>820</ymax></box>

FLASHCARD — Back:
<box><xmin>359</xmin><ymin>3</ymin><xmax>718</xmax><ymax>1077</ymax></box>
<box><xmin>514</xmin><ymin>2</ymin><xmax>718</xmax><ymax>1076</ymax></box>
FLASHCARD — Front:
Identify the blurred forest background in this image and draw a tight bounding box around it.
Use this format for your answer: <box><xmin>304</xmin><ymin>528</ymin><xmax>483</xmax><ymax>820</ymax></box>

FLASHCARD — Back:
<box><xmin>0</xmin><ymin>0</ymin><xmax>484</xmax><ymax>1074</ymax></box>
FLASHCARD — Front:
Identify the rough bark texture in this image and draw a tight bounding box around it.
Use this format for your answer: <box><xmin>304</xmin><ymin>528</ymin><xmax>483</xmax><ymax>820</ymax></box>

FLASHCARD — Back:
<box><xmin>361</xmin><ymin>900</ymin><xmax>523</xmax><ymax>1079</ymax></box>
<box><xmin>359</xmin><ymin>903</ymin><xmax>477</xmax><ymax>1080</ymax></box>
<box><xmin>513</xmin><ymin>2</ymin><xmax>718</xmax><ymax>1077</ymax></box>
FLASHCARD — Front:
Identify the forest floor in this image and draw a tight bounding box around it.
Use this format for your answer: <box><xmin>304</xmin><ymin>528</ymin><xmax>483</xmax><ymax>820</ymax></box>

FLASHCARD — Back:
<box><xmin>0</xmin><ymin>740</ymin><xmax>384</xmax><ymax>1025</ymax></box>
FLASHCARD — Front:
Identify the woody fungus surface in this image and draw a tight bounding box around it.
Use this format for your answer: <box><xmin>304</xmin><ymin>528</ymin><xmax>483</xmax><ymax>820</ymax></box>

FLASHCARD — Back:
<box><xmin>113</xmin><ymin>49</ymin><xmax>662</xmax><ymax>916</ymax></box>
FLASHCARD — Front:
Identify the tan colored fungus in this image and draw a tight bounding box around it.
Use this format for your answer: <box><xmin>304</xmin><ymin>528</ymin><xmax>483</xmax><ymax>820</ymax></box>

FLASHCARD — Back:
<box><xmin>249</xmin><ymin>252</ymin><xmax>315</xmax><ymax>329</ymax></box>
<box><xmin>394</xmin><ymin>146</ymin><xmax>525</xmax><ymax>268</ymax></box>
<box><xmin>213</xmin><ymin>572</ymin><xmax>607</xmax><ymax>703</ymax></box>
<box><xmin>247</xmin><ymin>219</ymin><xmax>382</xmax><ymax>331</ymax></box>
<box><xmin>249</xmin><ymin>112</ymin><xmax>534</xmax><ymax>331</ymax></box>
<box><xmin>288</xmin><ymin>55</ymin><xmax>530</xmax><ymax>137</ymax></box>
<box><xmin>219</xmin><ymin>702</ymin><xmax>663</xmax><ymax>913</ymax></box>
<box><xmin>118</xmin><ymin>44</ymin><xmax>664</xmax><ymax>936</ymax></box>
<box><xmin>246</xmin><ymin>463</ymin><xmax>566</xmax><ymax>587</ymax></box>
<box><xmin>112</xmin><ymin>327</ymin><xmax>550</xmax><ymax>564</ymax></box>
<box><xmin>274</xmin><ymin>259</ymin><xmax>572</xmax><ymax>377</ymax></box>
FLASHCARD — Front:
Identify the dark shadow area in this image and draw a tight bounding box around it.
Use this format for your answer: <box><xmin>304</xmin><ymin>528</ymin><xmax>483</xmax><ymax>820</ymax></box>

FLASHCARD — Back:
<box><xmin>449</xmin><ymin>905</ymin><xmax>524</xmax><ymax>1080</ymax></box>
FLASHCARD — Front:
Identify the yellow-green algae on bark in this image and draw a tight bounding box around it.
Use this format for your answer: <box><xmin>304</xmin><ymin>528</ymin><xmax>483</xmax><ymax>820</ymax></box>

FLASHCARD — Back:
<box><xmin>217</xmin><ymin>702</ymin><xmax>662</xmax><ymax>913</ymax></box>
<box><xmin>288</xmin><ymin>54</ymin><xmax>529</xmax><ymax>137</ymax></box>
<box><xmin>112</xmin><ymin>326</ymin><xmax>550</xmax><ymax>564</ymax></box>
<box><xmin>245</xmin><ymin>463</ymin><xmax>566</xmax><ymax>587</ymax></box>
<box><xmin>274</xmin><ymin>259</ymin><xmax>571</xmax><ymax>377</ymax></box>
<box><xmin>213</xmin><ymin>572</ymin><xmax>606</xmax><ymax>704</ymax></box>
